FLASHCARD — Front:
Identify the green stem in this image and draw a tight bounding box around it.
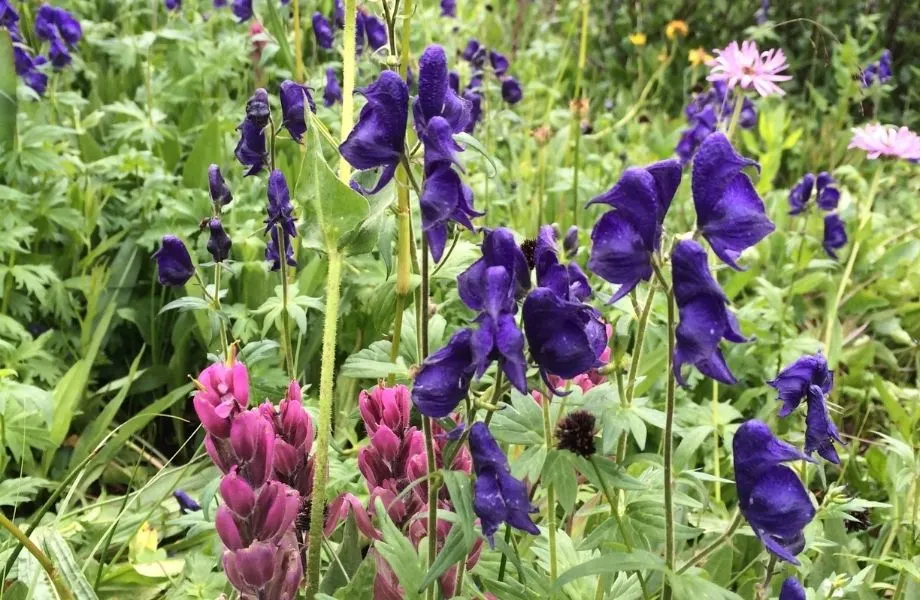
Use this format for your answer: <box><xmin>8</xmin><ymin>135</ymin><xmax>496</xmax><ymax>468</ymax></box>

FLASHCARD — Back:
<box><xmin>724</xmin><ymin>92</ymin><xmax>745</xmax><ymax>141</ymax></box>
<box><xmin>756</xmin><ymin>555</ymin><xmax>778</xmax><ymax>600</ymax></box>
<box><xmin>0</xmin><ymin>512</ymin><xmax>74</xmax><ymax>600</ymax></box>
<box><xmin>711</xmin><ymin>380</ymin><xmax>721</xmax><ymax>504</ymax></box>
<box><xmin>541</xmin><ymin>394</ymin><xmax>558</xmax><ymax>596</ymax></box>
<box><xmin>306</xmin><ymin>249</ymin><xmax>343</xmax><ymax>597</ymax></box>
<box><xmin>496</xmin><ymin>524</ymin><xmax>513</xmax><ymax>582</ymax></box>
<box><xmin>775</xmin><ymin>213</ymin><xmax>811</xmax><ymax>372</ymax></box>
<box><xmin>677</xmin><ymin>510</ymin><xmax>743</xmax><ymax>573</ymax></box>
<box><xmin>213</xmin><ymin>264</ymin><xmax>228</xmax><ymax>356</ymax></box>
<box><xmin>611</xmin><ymin>54</ymin><xmax>673</xmax><ymax>131</ymax></box>
<box><xmin>292</xmin><ymin>0</ymin><xmax>304</xmax><ymax>82</ymax></box>
<box><xmin>570</xmin><ymin>0</ymin><xmax>590</xmax><ymax>228</ymax></box>
<box><xmin>420</xmin><ymin>223</ymin><xmax>438</xmax><ymax>600</ymax></box>
<box><xmin>278</xmin><ymin>225</ymin><xmax>295</xmax><ymax>379</ymax></box>
<box><xmin>661</xmin><ymin>287</ymin><xmax>676</xmax><ymax>600</ymax></box>
<box><xmin>822</xmin><ymin>167</ymin><xmax>882</xmax><ymax>353</ymax></box>
<box><xmin>625</xmin><ymin>282</ymin><xmax>658</xmax><ymax>405</ymax></box>
<box><xmin>338</xmin><ymin>0</ymin><xmax>358</xmax><ymax>182</ymax></box>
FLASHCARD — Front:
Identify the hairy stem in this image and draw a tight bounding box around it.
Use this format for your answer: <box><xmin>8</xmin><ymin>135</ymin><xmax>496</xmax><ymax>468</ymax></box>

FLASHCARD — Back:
<box><xmin>661</xmin><ymin>288</ymin><xmax>677</xmax><ymax>600</ymax></box>
<box><xmin>337</xmin><ymin>0</ymin><xmax>358</xmax><ymax>181</ymax></box>
<box><xmin>541</xmin><ymin>395</ymin><xmax>558</xmax><ymax>595</ymax></box>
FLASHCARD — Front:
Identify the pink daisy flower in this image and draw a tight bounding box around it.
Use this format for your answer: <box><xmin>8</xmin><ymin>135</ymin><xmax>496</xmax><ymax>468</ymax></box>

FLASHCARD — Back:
<box><xmin>707</xmin><ymin>40</ymin><xmax>792</xmax><ymax>97</ymax></box>
<box><xmin>848</xmin><ymin>124</ymin><xmax>920</xmax><ymax>161</ymax></box>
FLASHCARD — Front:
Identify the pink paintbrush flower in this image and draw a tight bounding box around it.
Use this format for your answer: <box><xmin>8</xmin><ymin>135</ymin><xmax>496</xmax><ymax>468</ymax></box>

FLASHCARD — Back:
<box><xmin>848</xmin><ymin>124</ymin><xmax>920</xmax><ymax>161</ymax></box>
<box><xmin>707</xmin><ymin>40</ymin><xmax>791</xmax><ymax>97</ymax></box>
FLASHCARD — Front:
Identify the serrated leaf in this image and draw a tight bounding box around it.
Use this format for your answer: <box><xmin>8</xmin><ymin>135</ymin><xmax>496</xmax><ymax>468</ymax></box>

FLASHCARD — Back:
<box><xmin>553</xmin><ymin>550</ymin><xmax>665</xmax><ymax>591</ymax></box>
<box><xmin>340</xmin><ymin>341</ymin><xmax>409</xmax><ymax>379</ymax></box>
<box><xmin>373</xmin><ymin>498</ymin><xmax>424</xmax><ymax>600</ymax></box>
<box><xmin>159</xmin><ymin>296</ymin><xmax>211</xmax><ymax>314</ymax></box>
<box><xmin>332</xmin><ymin>553</ymin><xmax>377</xmax><ymax>600</ymax></box>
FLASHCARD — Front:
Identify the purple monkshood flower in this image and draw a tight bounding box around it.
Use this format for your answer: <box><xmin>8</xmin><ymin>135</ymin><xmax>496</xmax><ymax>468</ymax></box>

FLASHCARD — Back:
<box><xmin>333</xmin><ymin>0</ymin><xmax>344</xmax><ymax>28</ymax></box>
<box><xmin>822</xmin><ymin>213</ymin><xmax>847</xmax><ymax>260</ymax></box>
<box><xmin>779</xmin><ymin>577</ymin><xmax>806</xmax><ymax>600</ymax></box>
<box><xmin>279</xmin><ymin>80</ymin><xmax>316</xmax><ymax>143</ymax></box>
<box><xmin>412</xmin><ymin>328</ymin><xmax>476</xmax><ymax>418</ymax></box>
<box><xmin>563</xmin><ymin>225</ymin><xmax>578</xmax><ymax>257</ymax></box>
<box><xmin>231</xmin><ymin>0</ymin><xmax>253</xmax><ymax>22</ymax></box>
<box><xmin>209</xmin><ymin>164</ymin><xmax>233</xmax><ymax>207</ymax></box>
<box><xmin>587</xmin><ymin>159</ymin><xmax>682</xmax><ymax>302</ymax></box>
<box><xmin>414</xmin><ymin>44</ymin><xmax>471</xmax><ymax>134</ymax></box>
<box><xmin>815</xmin><ymin>171</ymin><xmax>840</xmax><ymax>210</ymax></box>
<box><xmin>534</xmin><ymin>225</ymin><xmax>592</xmax><ymax>302</ymax></box>
<box><xmin>769</xmin><ymin>353</ymin><xmax>845</xmax><ymax>463</ymax></box>
<box><xmin>312</xmin><ymin>12</ymin><xmax>334</xmax><ymax>49</ymax></box>
<box><xmin>469</xmin><ymin>423</ymin><xmax>539</xmax><ymax>544</ymax></box>
<box><xmin>339</xmin><ymin>71</ymin><xmax>408</xmax><ymax>194</ymax></box>
<box><xmin>354</xmin><ymin>10</ymin><xmax>365</xmax><ymax>54</ymax></box>
<box><xmin>490</xmin><ymin>50</ymin><xmax>509</xmax><ymax>76</ymax></box>
<box><xmin>458</xmin><ymin>227</ymin><xmax>531</xmax><ymax>311</ymax></box>
<box><xmin>207</xmin><ymin>219</ymin><xmax>232</xmax><ymax>262</ymax></box>
<box><xmin>676</xmin><ymin>82</ymin><xmax>756</xmax><ymax>163</ymax></box>
<box><xmin>671</xmin><ymin>240</ymin><xmax>747</xmax><ymax>385</ymax></box>
<box><xmin>692</xmin><ymin>132</ymin><xmax>775</xmax><ymax>269</ymax></box>
<box><xmin>501</xmin><ymin>77</ymin><xmax>523</xmax><ymax>104</ymax></box>
<box><xmin>324</xmin><ymin>67</ymin><xmax>342</xmax><ymax>107</ymax></box>
<box><xmin>363</xmin><ymin>14</ymin><xmax>387</xmax><ymax>51</ymax></box>
<box><xmin>165</xmin><ymin>0</ymin><xmax>181</xmax><ymax>10</ymax></box>
<box><xmin>461</xmin><ymin>39</ymin><xmax>486</xmax><ymax>68</ymax></box>
<box><xmin>34</xmin><ymin>4</ymin><xmax>81</xmax><ymax>69</ymax></box>
<box><xmin>214</xmin><ymin>0</ymin><xmax>227</xmax><ymax>6</ymax></box>
<box><xmin>861</xmin><ymin>49</ymin><xmax>893</xmax><ymax>87</ymax></box>
<box><xmin>153</xmin><ymin>236</ymin><xmax>194</xmax><ymax>287</ymax></box>
<box><xmin>235</xmin><ymin>89</ymin><xmax>270</xmax><ymax>176</ymax></box>
<box><xmin>173</xmin><ymin>490</ymin><xmax>201</xmax><ymax>512</ymax></box>
<box><xmin>470</xmin><ymin>266</ymin><xmax>529</xmax><ymax>394</ymax></box>
<box><xmin>1</xmin><ymin>0</ymin><xmax>21</xmax><ymax>37</ymax></box>
<box><xmin>755</xmin><ymin>0</ymin><xmax>769</xmax><ymax>24</ymax></box>
<box><xmin>13</xmin><ymin>46</ymin><xmax>49</xmax><ymax>96</ymax></box>
<box><xmin>265</xmin><ymin>171</ymin><xmax>297</xmax><ymax>271</ymax></box>
<box><xmin>787</xmin><ymin>173</ymin><xmax>814</xmax><ymax>215</ymax></box>
<box><xmin>440</xmin><ymin>0</ymin><xmax>456</xmax><ymax>17</ymax></box>
<box><xmin>462</xmin><ymin>90</ymin><xmax>482</xmax><ymax>134</ymax></box>
<box><xmin>733</xmin><ymin>420</ymin><xmax>816</xmax><ymax>564</ymax></box>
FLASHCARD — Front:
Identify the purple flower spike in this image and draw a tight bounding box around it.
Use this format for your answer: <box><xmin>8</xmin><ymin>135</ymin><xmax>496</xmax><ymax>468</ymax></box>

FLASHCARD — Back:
<box><xmin>411</xmin><ymin>328</ymin><xmax>476</xmax><ymax>418</ymax></box>
<box><xmin>415</xmin><ymin>44</ymin><xmax>471</xmax><ymax>134</ymax></box>
<box><xmin>153</xmin><ymin>235</ymin><xmax>194</xmax><ymax>287</ymax></box>
<box><xmin>364</xmin><ymin>14</ymin><xmax>387</xmax><ymax>51</ymax></box>
<box><xmin>279</xmin><ymin>80</ymin><xmax>316</xmax><ymax>143</ymax></box>
<box><xmin>360</xmin><ymin>385</ymin><xmax>411</xmax><ymax>437</ymax></box>
<box><xmin>692</xmin><ymin>132</ymin><xmax>775</xmax><ymax>269</ymax></box>
<box><xmin>822</xmin><ymin>214</ymin><xmax>847</xmax><ymax>259</ymax></box>
<box><xmin>208</xmin><ymin>164</ymin><xmax>233</xmax><ymax>207</ymax></box>
<box><xmin>733</xmin><ymin>420</ymin><xmax>816</xmax><ymax>565</ymax></box>
<box><xmin>231</xmin><ymin>0</ymin><xmax>253</xmax><ymax>22</ymax></box>
<box><xmin>470</xmin><ymin>267</ymin><xmax>529</xmax><ymax>394</ymax></box>
<box><xmin>779</xmin><ymin>577</ymin><xmax>806</xmax><ymax>600</ymax></box>
<box><xmin>671</xmin><ymin>240</ymin><xmax>747</xmax><ymax>386</ymax></box>
<box><xmin>339</xmin><ymin>71</ymin><xmax>408</xmax><ymax>194</ymax></box>
<box><xmin>787</xmin><ymin>173</ymin><xmax>814</xmax><ymax>215</ymax></box>
<box><xmin>469</xmin><ymin>423</ymin><xmax>539</xmax><ymax>544</ymax></box>
<box><xmin>440</xmin><ymin>0</ymin><xmax>456</xmax><ymax>17</ymax></box>
<box><xmin>312</xmin><ymin>12</ymin><xmax>334</xmax><ymax>49</ymax></box>
<box><xmin>324</xmin><ymin>67</ymin><xmax>342</xmax><ymax>107</ymax></box>
<box><xmin>489</xmin><ymin>50</ymin><xmax>509</xmax><ymax>76</ymax></box>
<box><xmin>207</xmin><ymin>218</ymin><xmax>232</xmax><ymax>262</ymax></box>
<box><xmin>768</xmin><ymin>353</ymin><xmax>833</xmax><ymax>417</ymax></box>
<box><xmin>458</xmin><ymin>227</ymin><xmax>531</xmax><ymax>311</ymax></box>
<box><xmin>815</xmin><ymin>171</ymin><xmax>840</xmax><ymax>211</ymax></box>
<box><xmin>501</xmin><ymin>77</ymin><xmax>523</xmax><ymax>104</ymax></box>
<box><xmin>523</xmin><ymin>287</ymin><xmax>607</xmax><ymax>384</ymax></box>
<box><xmin>588</xmin><ymin>159</ymin><xmax>682</xmax><ymax>302</ymax></box>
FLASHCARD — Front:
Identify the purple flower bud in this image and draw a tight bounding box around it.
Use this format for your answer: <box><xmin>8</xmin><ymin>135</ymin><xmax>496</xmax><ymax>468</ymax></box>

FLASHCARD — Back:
<box><xmin>692</xmin><ymin>133</ymin><xmax>775</xmax><ymax>269</ymax></box>
<box><xmin>220</xmin><ymin>467</ymin><xmax>257</xmax><ymax>516</ymax></box>
<box><xmin>501</xmin><ymin>77</ymin><xmax>523</xmax><ymax>104</ymax></box>
<box><xmin>224</xmin><ymin>542</ymin><xmax>277</xmax><ymax>591</ymax></box>
<box><xmin>815</xmin><ymin>171</ymin><xmax>840</xmax><ymax>210</ymax></box>
<box><xmin>230</xmin><ymin>410</ymin><xmax>276</xmax><ymax>487</ymax></box>
<box><xmin>266</xmin><ymin>227</ymin><xmax>296</xmax><ymax>272</ymax></box>
<box><xmin>779</xmin><ymin>577</ymin><xmax>806</xmax><ymax>600</ymax></box>
<box><xmin>563</xmin><ymin>225</ymin><xmax>578</xmax><ymax>257</ymax></box>
<box><xmin>208</xmin><ymin>164</ymin><xmax>233</xmax><ymax>207</ymax></box>
<box><xmin>334</xmin><ymin>0</ymin><xmax>344</xmax><ymax>28</ymax></box>
<box><xmin>787</xmin><ymin>173</ymin><xmax>814</xmax><ymax>215</ymax></box>
<box><xmin>822</xmin><ymin>213</ymin><xmax>847</xmax><ymax>259</ymax></box>
<box><xmin>216</xmin><ymin>505</ymin><xmax>246</xmax><ymax>550</ymax></box>
<box><xmin>206</xmin><ymin>218</ymin><xmax>232</xmax><ymax>263</ymax></box>
<box><xmin>411</xmin><ymin>328</ymin><xmax>476</xmax><ymax>418</ymax></box>
<box><xmin>235</xmin><ymin>89</ymin><xmax>269</xmax><ymax>176</ymax></box>
<box><xmin>279</xmin><ymin>80</ymin><xmax>316</xmax><ymax>143</ymax></box>
<box><xmin>420</xmin><ymin>160</ymin><xmax>481</xmax><ymax>261</ymax></box>
<box><xmin>448</xmin><ymin>71</ymin><xmax>460</xmax><ymax>93</ymax></box>
<box><xmin>312</xmin><ymin>12</ymin><xmax>334</xmax><ymax>49</ymax></box>
<box><xmin>324</xmin><ymin>67</ymin><xmax>342</xmax><ymax>106</ymax></box>
<box><xmin>165</xmin><ymin>0</ymin><xmax>180</xmax><ymax>10</ymax></box>
<box><xmin>231</xmin><ymin>0</ymin><xmax>253</xmax><ymax>22</ymax></box>
<box><xmin>364</xmin><ymin>14</ymin><xmax>387</xmax><ymax>51</ymax></box>
<box><xmin>440</xmin><ymin>0</ymin><xmax>456</xmax><ymax>17</ymax></box>
<box><xmin>339</xmin><ymin>71</ymin><xmax>408</xmax><ymax>194</ymax></box>
<box><xmin>671</xmin><ymin>239</ymin><xmax>747</xmax><ymax>385</ymax></box>
<box><xmin>359</xmin><ymin>385</ymin><xmax>411</xmax><ymax>436</ymax></box>
<box><xmin>415</xmin><ymin>45</ymin><xmax>471</xmax><ymax>134</ymax></box>
<box><xmin>252</xmin><ymin>481</ymin><xmax>300</xmax><ymax>542</ymax></box>
<box><xmin>265</xmin><ymin>170</ymin><xmax>297</xmax><ymax>237</ymax></box>
<box><xmin>805</xmin><ymin>385</ymin><xmax>845</xmax><ymax>463</ymax></box>
<box><xmin>153</xmin><ymin>235</ymin><xmax>194</xmax><ymax>287</ymax></box>
<box><xmin>461</xmin><ymin>39</ymin><xmax>486</xmax><ymax>68</ymax></box>
<box><xmin>173</xmin><ymin>490</ymin><xmax>201</xmax><ymax>512</ymax></box>
<box><xmin>489</xmin><ymin>50</ymin><xmax>509</xmax><ymax>76</ymax></box>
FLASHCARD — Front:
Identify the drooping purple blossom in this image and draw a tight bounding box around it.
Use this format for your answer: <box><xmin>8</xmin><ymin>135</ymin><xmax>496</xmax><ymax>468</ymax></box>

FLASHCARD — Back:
<box><xmin>264</xmin><ymin>170</ymin><xmax>297</xmax><ymax>271</ymax></box>
<box><xmin>231</xmin><ymin>0</ymin><xmax>253</xmax><ymax>22</ymax></box>
<box><xmin>468</xmin><ymin>423</ymin><xmax>539</xmax><ymax>544</ymax></box>
<box><xmin>779</xmin><ymin>577</ymin><xmax>806</xmax><ymax>600</ymax></box>
<box><xmin>461</xmin><ymin>39</ymin><xmax>486</xmax><ymax>68</ymax></box>
<box><xmin>279</xmin><ymin>80</ymin><xmax>316</xmax><ymax>143</ymax></box>
<box><xmin>440</xmin><ymin>0</ymin><xmax>456</xmax><ymax>17</ymax></box>
<box><xmin>411</xmin><ymin>328</ymin><xmax>476</xmax><ymax>418</ymax></box>
<box><xmin>174</xmin><ymin>490</ymin><xmax>201</xmax><ymax>513</ymax></box>
<box><xmin>671</xmin><ymin>239</ymin><xmax>747</xmax><ymax>385</ymax></box>
<box><xmin>339</xmin><ymin>71</ymin><xmax>408</xmax><ymax>194</ymax></box>
<box><xmin>165</xmin><ymin>0</ymin><xmax>181</xmax><ymax>10</ymax></box>
<box><xmin>458</xmin><ymin>227</ymin><xmax>531</xmax><ymax>310</ymax></box>
<box><xmin>208</xmin><ymin>164</ymin><xmax>233</xmax><ymax>207</ymax></box>
<box><xmin>534</xmin><ymin>225</ymin><xmax>592</xmax><ymax>302</ymax></box>
<box><xmin>501</xmin><ymin>77</ymin><xmax>522</xmax><ymax>104</ymax></box>
<box><xmin>733</xmin><ymin>420</ymin><xmax>816</xmax><ymax>564</ymax></box>
<box><xmin>324</xmin><ymin>67</ymin><xmax>342</xmax><ymax>107</ymax></box>
<box><xmin>312</xmin><ymin>12</ymin><xmax>334</xmax><ymax>49</ymax></box>
<box><xmin>470</xmin><ymin>266</ymin><xmax>528</xmax><ymax>394</ymax></box>
<box><xmin>363</xmin><ymin>14</ymin><xmax>387</xmax><ymax>51</ymax></box>
<box><xmin>207</xmin><ymin>219</ymin><xmax>232</xmax><ymax>262</ymax></box>
<box><xmin>489</xmin><ymin>50</ymin><xmax>509</xmax><ymax>76</ymax></box>
<box><xmin>563</xmin><ymin>225</ymin><xmax>579</xmax><ymax>257</ymax></box>
<box><xmin>587</xmin><ymin>159</ymin><xmax>682</xmax><ymax>302</ymax></box>
<box><xmin>787</xmin><ymin>173</ymin><xmax>814</xmax><ymax>215</ymax></box>
<box><xmin>815</xmin><ymin>171</ymin><xmax>840</xmax><ymax>210</ymax></box>
<box><xmin>692</xmin><ymin>132</ymin><xmax>775</xmax><ymax>270</ymax></box>
<box><xmin>234</xmin><ymin>89</ymin><xmax>270</xmax><ymax>176</ymax></box>
<box><xmin>414</xmin><ymin>44</ymin><xmax>471</xmax><ymax>134</ymax></box>
<box><xmin>333</xmin><ymin>0</ymin><xmax>344</xmax><ymax>28</ymax></box>
<box><xmin>822</xmin><ymin>213</ymin><xmax>847</xmax><ymax>259</ymax></box>
<box><xmin>153</xmin><ymin>235</ymin><xmax>194</xmax><ymax>287</ymax></box>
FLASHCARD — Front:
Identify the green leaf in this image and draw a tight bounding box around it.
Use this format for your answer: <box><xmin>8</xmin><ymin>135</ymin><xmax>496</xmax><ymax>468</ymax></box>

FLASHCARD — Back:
<box><xmin>321</xmin><ymin>512</ymin><xmax>365</xmax><ymax>594</ymax></box>
<box><xmin>454</xmin><ymin>132</ymin><xmax>497</xmax><ymax>177</ymax></box>
<box><xmin>0</xmin><ymin>32</ymin><xmax>16</xmax><ymax>149</ymax></box>
<box><xmin>298</xmin><ymin>114</ymin><xmax>370</xmax><ymax>252</ymax></box>
<box><xmin>0</xmin><ymin>477</ymin><xmax>53</xmax><ymax>507</ymax></box>
<box><xmin>39</xmin><ymin>529</ymin><xmax>100</xmax><ymax>600</ymax></box>
<box><xmin>332</xmin><ymin>554</ymin><xmax>377</xmax><ymax>600</ymax></box>
<box><xmin>553</xmin><ymin>550</ymin><xmax>665</xmax><ymax>591</ymax></box>
<box><xmin>182</xmin><ymin>118</ymin><xmax>221</xmax><ymax>190</ymax></box>
<box><xmin>542</xmin><ymin>450</ymin><xmax>578</xmax><ymax>515</ymax></box>
<box><xmin>373</xmin><ymin>498</ymin><xmax>424</xmax><ymax>600</ymax></box>
<box><xmin>159</xmin><ymin>296</ymin><xmax>211</xmax><ymax>315</ymax></box>
<box><xmin>261</xmin><ymin>0</ymin><xmax>295</xmax><ymax>74</ymax></box>
<box><xmin>340</xmin><ymin>341</ymin><xmax>409</xmax><ymax>380</ymax></box>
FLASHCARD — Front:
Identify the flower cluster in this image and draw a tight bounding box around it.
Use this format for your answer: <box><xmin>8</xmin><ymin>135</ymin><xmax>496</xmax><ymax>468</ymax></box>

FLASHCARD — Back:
<box><xmin>265</xmin><ymin>170</ymin><xmax>298</xmax><ymax>271</ymax></box>
<box><xmin>3</xmin><ymin>1</ymin><xmax>82</xmax><ymax>96</ymax></box>
<box><xmin>676</xmin><ymin>81</ymin><xmax>756</xmax><ymax>163</ymax></box>
<box><xmin>848</xmin><ymin>123</ymin><xmax>920</xmax><ymax>161</ymax></box>
<box><xmin>193</xmin><ymin>358</ymin><xmax>312</xmax><ymax>598</ymax></box>
<box><xmin>456</xmin><ymin>38</ymin><xmax>523</xmax><ymax>133</ymax></box>
<box><xmin>788</xmin><ymin>171</ymin><xmax>847</xmax><ymax>259</ymax></box>
<box><xmin>236</xmin><ymin>84</ymin><xmax>316</xmax><ymax>177</ymax></box>
<box><xmin>733</xmin><ymin>420</ymin><xmax>816</xmax><ymax>564</ymax></box>
<box><xmin>311</xmin><ymin>4</ymin><xmax>387</xmax><ymax>54</ymax></box>
<box><xmin>860</xmin><ymin>49</ymin><xmax>892</xmax><ymax>87</ymax></box>
<box><xmin>769</xmin><ymin>353</ymin><xmax>845</xmax><ymax>463</ymax></box>
<box><xmin>707</xmin><ymin>40</ymin><xmax>790</xmax><ymax>97</ymax></box>
<box><xmin>326</xmin><ymin>385</ymin><xmax>477</xmax><ymax>598</ymax></box>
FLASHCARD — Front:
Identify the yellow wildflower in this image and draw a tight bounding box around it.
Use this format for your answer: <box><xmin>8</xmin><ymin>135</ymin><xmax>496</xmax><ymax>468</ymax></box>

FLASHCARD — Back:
<box><xmin>688</xmin><ymin>47</ymin><xmax>713</xmax><ymax>67</ymax></box>
<box><xmin>628</xmin><ymin>32</ymin><xmax>647</xmax><ymax>47</ymax></box>
<box><xmin>665</xmin><ymin>20</ymin><xmax>689</xmax><ymax>40</ymax></box>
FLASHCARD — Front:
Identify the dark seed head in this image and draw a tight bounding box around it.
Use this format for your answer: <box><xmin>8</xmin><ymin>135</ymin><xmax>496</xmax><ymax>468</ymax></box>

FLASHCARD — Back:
<box><xmin>845</xmin><ymin>508</ymin><xmax>871</xmax><ymax>533</ymax></box>
<box><xmin>520</xmin><ymin>238</ymin><xmax>537</xmax><ymax>271</ymax></box>
<box><xmin>556</xmin><ymin>410</ymin><xmax>596</xmax><ymax>457</ymax></box>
